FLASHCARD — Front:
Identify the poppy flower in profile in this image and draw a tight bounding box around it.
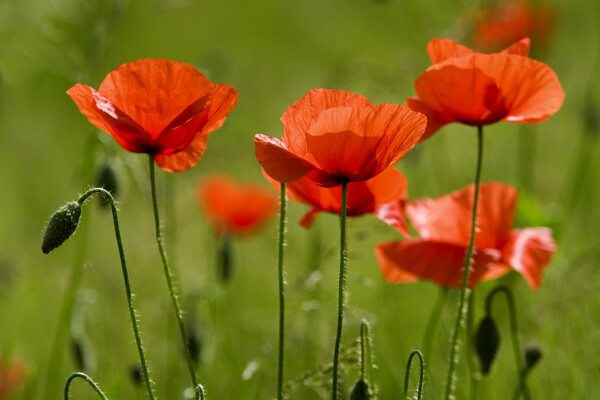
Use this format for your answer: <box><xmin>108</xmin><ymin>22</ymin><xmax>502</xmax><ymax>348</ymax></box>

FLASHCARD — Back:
<box><xmin>406</xmin><ymin>38</ymin><xmax>564</xmax><ymax>140</ymax></box>
<box><xmin>68</xmin><ymin>58</ymin><xmax>238</xmax><ymax>172</ymax></box>
<box><xmin>0</xmin><ymin>356</ymin><xmax>25</xmax><ymax>398</ymax></box>
<box><xmin>472</xmin><ymin>1</ymin><xmax>555</xmax><ymax>53</ymax></box>
<box><xmin>255</xmin><ymin>89</ymin><xmax>427</xmax><ymax>187</ymax></box>
<box><xmin>265</xmin><ymin>166</ymin><xmax>410</xmax><ymax>235</ymax></box>
<box><xmin>376</xmin><ymin>182</ymin><xmax>556</xmax><ymax>290</ymax></box>
<box><xmin>198</xmin><ymin>175</ymin><xmax>278</xmax><ymax>237</ymax></box>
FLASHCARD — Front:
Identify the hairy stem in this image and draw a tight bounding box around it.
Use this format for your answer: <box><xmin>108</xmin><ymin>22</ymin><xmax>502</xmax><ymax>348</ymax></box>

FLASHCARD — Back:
<box><xmin>64</xmin><ymin>372</ymin><xmax>109</xmax><ymax>400</ymax></box>
<box><xmin>403</xmin><ymin>350</ymin><xmax>425</xmax><ymax>400</ymax></box>
<box><xmin>277</xmin><ymin>183</ymin><xmax>287</xmax><ymax>400</ymax></box>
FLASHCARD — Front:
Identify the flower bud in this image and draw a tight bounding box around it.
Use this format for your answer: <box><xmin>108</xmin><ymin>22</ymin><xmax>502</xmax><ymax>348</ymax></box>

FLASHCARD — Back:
<box><xmin>350</xmin><ymin>379</ymin><xmax>372</xmax><ymax>400</ymax></box>
<box><xmin>42</xmin><ymin>201</ymin><xmax>82</xmax><ymax>254</ymax></box>
<box><xmin>524</xmin><ymin>345</ymin><xmax>542</xmax><ymax>373</ymax></box>
<box><xmin>475</xmin><ymin>316</ymin><xmax>500</xmax><ymax>375</ymax></box>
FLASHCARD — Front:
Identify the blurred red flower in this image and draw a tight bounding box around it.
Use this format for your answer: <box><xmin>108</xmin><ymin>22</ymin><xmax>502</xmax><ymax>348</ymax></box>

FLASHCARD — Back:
<box><xmin>0</xmin><ymin>356</ymin><xmax>25</xmax><ymax>399</ymax></box>
<box><xmin>199</xmin><ymin>175</ymin><xmax>278</xmax><ymax>237</ymax></box>
<box><xmin>265</xmin><ymin>166</ymin><xmax>410</xmax><ymax>235</ymax></box>
<box><xmin>68</xmin><ymin>58</ymin><xmax>238</xmax><ymax>172</ymax></box>
<box><xmin>255</xmin><ymin>89</ymin><xmax>427</xmax><ymax>187</ymax></box>
<box><xmin>472</xmin><ymin>1</ymin><xmax>555</xmax><ymax>53</ymax></box>
<box><xmin>376</xmin><ymin>182</ymin><xmax>556</xmax><ymax>290</ymax></box>
<box><xmin>406</xmin><ymin>38</ymin><xmax>564</xmax><ymax>140</ymax></box>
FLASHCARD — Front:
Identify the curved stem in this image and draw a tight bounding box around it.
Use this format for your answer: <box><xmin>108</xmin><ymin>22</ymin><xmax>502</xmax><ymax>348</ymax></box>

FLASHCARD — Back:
<box><xmin>78</xmin><ymin>188</ymin><xmax>155</xmax><ymax>400</ymax></box>
<box><xmin>64</xmin><ymin>372</ymin><xmax>109</xmax><ymax>400</ymax></box>
<box><xmin>485</xmin><ymin>286</ymin><xmax>530</xmax><ymax>400</ymax></box>
<box><xmin>444</xmin><ymin>125</ymin><xmax>484</xmax><ymax>400</ymax></box>
<box><xmin>332</xmin><ymin>181</ymin><xmax>348</xmax><ymax>400</ymax></box>
<box><xmin>148</xmin><ymin>155</ymin><xmax>201</xmax><ymax>397</ymax></box>
<box><xmin>277</xmin><ymin>183</ymin><xmax>287</xmax><ymax>400</ymax></box>
<box><xmin>403</xmin><ymin>350</ymin><xmax>425</xmax><ymax>400</ymax></box>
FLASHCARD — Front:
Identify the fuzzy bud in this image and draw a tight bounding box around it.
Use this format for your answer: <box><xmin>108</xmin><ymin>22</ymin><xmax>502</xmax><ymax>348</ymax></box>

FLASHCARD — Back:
<box><xmin>42</xmin><ymin>201</ymin><xmax>82</xmax><ymax>254</ymax></box>
<box><xmin>350</xmin><ymin>379</ymin><xmax>372</xmax><ymax>400</ymax></box>
<box><xmin>475</xmin><ymin>316</ymin><xmax>500</xmax><ymax>375</ymax></box>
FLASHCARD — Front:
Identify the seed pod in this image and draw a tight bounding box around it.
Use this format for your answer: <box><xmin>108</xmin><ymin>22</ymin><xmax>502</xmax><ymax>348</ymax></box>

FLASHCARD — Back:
<box><xmin>42</xmin><ymin>201</ymin><xmax>82</xmax><ymax>254</ymax></box>
<box><xmin>94</xmin><ymin>162</ymin><xmax>120</xmax><ymax>208</ymax></box>
<box><xmin>524</xmin><ymin>345</ymin><xmax>542</xmax><ymax>373</ymax></box>
<box><xmin>350</xmin><ymin>379</ymin><xmax>372</xmax><ymax>400</ymax></box>
<box><xmin>475</xmin><ymin>316</ymin><xmax>500</xmax><ymax>375</ymax></box>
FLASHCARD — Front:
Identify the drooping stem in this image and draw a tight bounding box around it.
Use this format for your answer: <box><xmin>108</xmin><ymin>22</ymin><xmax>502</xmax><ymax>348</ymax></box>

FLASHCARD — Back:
<box><xmin>485</xmin><ymin>286</ymin><xmax>530</xmax><ymax>400</ymax></box>
<box><xmin>444</xmin><ymin>125</ymin><xmax>484</xmax><ymax>400</ymax></box>
<box><xmin>403</xmin><ymin>350</ymin><xmax>425</xmax><ymax>400</ymax></box>
<box><xmin>332</xmin><ymin>181</ymin><xmax>349</xmax><ymax>400</ymax></box>
<box><xmin>64</xmin><ymin>372</ymin><xmax>109</xmax><ymax>400</ymax></box>
<box><xmin>277</xmin><ymin>183</ymin><xmax>287</xmax><ymax>400</ymax></box>
<box><xmin>78</xmin><ymin>188</ymin><xmax>155</xmax><ymax>400</ymax></box>
<box><xmin>148</xmin><ymin>155</ymin><xmax>201</xmax><ymax>397</ymax></box>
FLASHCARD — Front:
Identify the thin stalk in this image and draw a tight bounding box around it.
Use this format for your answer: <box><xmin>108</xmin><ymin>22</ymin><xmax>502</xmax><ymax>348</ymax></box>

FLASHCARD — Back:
<box><xmin>78</xmin><ymin>188</ymin><xmax>155</xmax><ymax>400</ymax></box>
<box><xmin>148</xmin><ymin>155</ymin><xmax>201</xmax><ymax>398</ymax></box>
<box><xmin>277</xmin><ymin>183</ymin><xmax>287</xmax><ymax>400</ymax></box>
<box><xmin>332</xmin><ymin>181</ymin><xmax>349</xmax><ymax>400</ymax></box>
<box><xmin>359</xmin><ymin>321</ymin><xmax>367</xmax><ymax>382</ymax></box>
<box><xmin>403</xmin><ymin>350</ymin><xmax>425</xmax><ymax>400</ymax></box>
<box><xmin>485</xmin><ymin>286</ymin><xmax>530</xmax><ymax>400</ymax></box>
<box><xmin>64</xmin><ymin>372</ymin><xmax>109</xmax><ymax>400</ymax></box>
<box><xmin>443</xmin><ymin>126</ymin><xmax>484</xmax><ymax>400</ymax></box>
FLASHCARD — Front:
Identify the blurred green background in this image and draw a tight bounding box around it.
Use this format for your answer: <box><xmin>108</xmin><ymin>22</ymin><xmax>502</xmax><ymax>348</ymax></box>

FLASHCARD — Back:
<box><xmin>1</xmin><ymin>0</ymin><xmax>599</xmax><ymax>398</ymax></box>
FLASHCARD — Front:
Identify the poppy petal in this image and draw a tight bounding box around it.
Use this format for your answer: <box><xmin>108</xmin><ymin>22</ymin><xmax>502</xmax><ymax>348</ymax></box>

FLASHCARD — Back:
<box><xmin>427</xmin><ymin>38</ymin><xmax>474</xmax><ymax>64</ymax></box>
<box><xmin>501</xmin><ymin>228</ymin><xmax>556</xmax><ymax>290</ymax></box>
<box><xmin>405</xmin><ymin>96</ymin><xmax>454</xmax><ymax>140</ymax></box>
<box><xmin>255</xmin><ymin>134</ymin><xmax>317</xmax><ymax>183</ymax></box>
<box><xmin>376</xmin><ymin>240</ymin><xmax>500</xmax><ymax>288</ymax></box>
<box><xmin>374</xmin><ymin>198</ymin><xmax>409</xmax><ymax>237</ymax></box>
<box><xmin>299</xmin><ymin>208</ymin><xmax>321</xmax><ymax>228</ymax></box>
<box><xmin>501</xmin><ymin>37</ymin><xmax>531</xmax><ymax>56</ymax></box>
<box><xmin>67</xmin><ymin>84</ymin><xmax>113</xmax><ymax>134</ymax></box>
<box><xmin>304</xmin><ymin>104</ymin><xmax>426</xmax><ymax>182</ymax></box>
<box><xmin>98</xmin><ymin>58</ymin><xmax>214</xmax><ymax>137</ymax></box>
<box><xmin>154</xmin><ymin>84</ymin><xmax>239</xmax><ymax>172</ymax></box>
<box><xmin>281</xmin><ymin>89</ymin><xmax>371</xmax><ymax>161</ymax></box>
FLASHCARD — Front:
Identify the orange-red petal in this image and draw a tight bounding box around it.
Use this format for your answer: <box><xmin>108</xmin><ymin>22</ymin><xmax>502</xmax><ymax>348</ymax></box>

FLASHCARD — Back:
<box><xmin>500</xmin><ymin>227</ymin><xmax>556</xmax><ymax>290</ymax></box>
<box><xmin>427</xmin><ymin>38</ymin><xmax>474</xmax><ymax>64</ymax></box>
<box><xmin>155</xmin><ymin>84</ymin><xmax>238</xmax><ymax>172</ymax></box>
<box><xmin>255</xmin><ymin>134</ymin><xmax>317</xmax><ymax>183</ymax></box>
<box><xmin>405</xmin><ymin>96</ymin><xmax>454</xmax><ymax>140</ymax></box>
<box><xmin>376</xmin><ymin>239</ymin><xmax>500</xmax><ymax>288</ymax></box>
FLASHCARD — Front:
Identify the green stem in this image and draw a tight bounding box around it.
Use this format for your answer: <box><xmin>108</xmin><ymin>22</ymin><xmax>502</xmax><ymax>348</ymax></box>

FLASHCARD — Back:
<box><xmin>64</xmin><ymin>372</ymin><xmax>109</xmax><ymax>400</ymax></box>
<box><xmin>78</xmin><ymin>188</ymin><xmax>155</xmax><ymax>400</ymax></box>
<box><xmin>148</xmin><ymin>155</ymin><xmax>201</xmax><ymax>397</ymax></box>
<box><xmin>277</xmin><ymin>183</ymin><xmax>287</xmax><ymax>400</ymax></box>
<box><xmin>443</xmin><ymin>125</ymin><xmax>484</xmax><ymax>400</ymax></box>
<box><xmin>403</xmin><ymin>350</ymin><xmax>425</xmax><ymax>400</ymax></box>
<box><xmin>485</xmin><ymin>286</ymin><xmax>530</xmax><ymax>400</ymax></box>
<box><xmin>359</xmin><ymin>320</ymin><xmax>367</xmax><ymax>382</ymax></box>
<box><xmin>332</xmin><ymin>181</ymin><xmax>348</xmax><ymax>400</ymax></box>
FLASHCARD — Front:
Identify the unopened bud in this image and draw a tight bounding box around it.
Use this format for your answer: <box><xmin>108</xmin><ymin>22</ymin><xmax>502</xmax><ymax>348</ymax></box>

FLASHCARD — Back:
<box><xmin>350</xmin><ymin>379</ymin><xmax>372</xmax><ymax>400</ymax></box>
<box><xmin>42</xmin><ymin>201</ymin><xmax>82</xmax><ymax>254</ymax></box>
<box><xmin>475</xmin><ymin>316</ymin><xmax>500</xmax><ymax>375</ymax></box>
<box><xmin>524</xmin><ymin>345</ymin><xmax>542</xmax><ymax>373</ymax></box>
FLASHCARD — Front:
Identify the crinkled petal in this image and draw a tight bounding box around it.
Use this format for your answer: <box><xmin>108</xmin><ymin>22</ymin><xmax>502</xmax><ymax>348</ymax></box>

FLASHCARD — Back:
<box><xmin>376</xmin><ymin>240</ymin><xmax>499</xmax><ymax>288</ymax></box>
<box><xmin>98</xmin><ymin>58</ymin><xmax>214</xmax><ymax>137</ymax></box>
<box><xmin>155</xmin><ymin>84</ymin><xmax>238</xmax><ymax>172</ymax></box>
<box><xmin>304</xmin><ymin>104</ymin><xmax>426</xmax><ymax>182</ymax></box>
<box><xmin>501</xmin><ymin>228</ymin><xmax>556</xmax><ymax>290</ymax></box>
<box><xmin>427</xmin><ymin>38</ymin><xmax>474</xmax><ymax>64</ymax></box>
<box><xmin>255</xmin><ymin>134</ymin><xmax>317</xmax><ymax>183</ymax></box>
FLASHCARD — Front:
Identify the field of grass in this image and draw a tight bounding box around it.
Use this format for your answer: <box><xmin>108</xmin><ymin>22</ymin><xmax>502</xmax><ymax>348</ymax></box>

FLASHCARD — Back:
<box><xmin>1</xmin><ymin>0</ymin><xmax>599</xmax><ymax>399</ymax></box>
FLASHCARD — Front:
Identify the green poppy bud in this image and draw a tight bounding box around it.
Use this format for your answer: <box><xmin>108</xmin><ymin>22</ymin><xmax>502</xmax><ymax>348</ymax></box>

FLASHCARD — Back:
<box><xmin>475</xmin><ymin>316</ymin><xmax>500</xmax><ymax>375</ymax></box>
<box><xmin>350</xmin><ymin>379</ymin><xmax>372</xmax><ymax>400</ymax></box>
<box><xmin>524</xmin><ymin>345</ymin><xmax>542</xmax><ymax>373</ymax></box>
<box><xmin>42</xmin><ymin>201</ymin><xmax>82</xmax><ymax>254</ymax></box>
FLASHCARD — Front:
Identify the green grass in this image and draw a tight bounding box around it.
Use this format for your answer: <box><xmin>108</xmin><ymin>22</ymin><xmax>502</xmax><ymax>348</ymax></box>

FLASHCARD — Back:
<box><xmin>1</xmin><ymin>0</ymin><xmax>599</xmax><ymax>398</ymax></box>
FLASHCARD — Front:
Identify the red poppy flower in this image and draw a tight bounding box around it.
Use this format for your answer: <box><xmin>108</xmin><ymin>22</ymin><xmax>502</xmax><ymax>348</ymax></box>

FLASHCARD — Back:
<box><xmin>472</xmin><ymin>1</ymin><xmax>555</xmax><ymax>53</ymax></box>
<box><xmin>265</xmin><ymin>166</ymin><xmax>410</xmax><ymax>235</ymax></box>
<box><xmin>406</xmin><ymin>38</ymin><xmax>564</xmax><ymax>140</ymax></box>
<box><xmin>199</xmin><ymin>175</ymin><xmax>278</xmax><ymax>237</ymax></box>
<box><xmin>67</xmin><ymin>58</ymin><xmax>238</xmax><ymax>172</ymax></box>
<box><xmin>0</xmin><ymin>356</ymin><xmax>25</xmax><ymax>398</ymax></box>
<box><xmin>376</xmin><ymin>182</ymin><xmax>556</xmax><ymax>290</ymax></box>
<box><xmin>255</xmin><ymin>89</ymin><xmax>427</xmax><ymax>187</ymax></box>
